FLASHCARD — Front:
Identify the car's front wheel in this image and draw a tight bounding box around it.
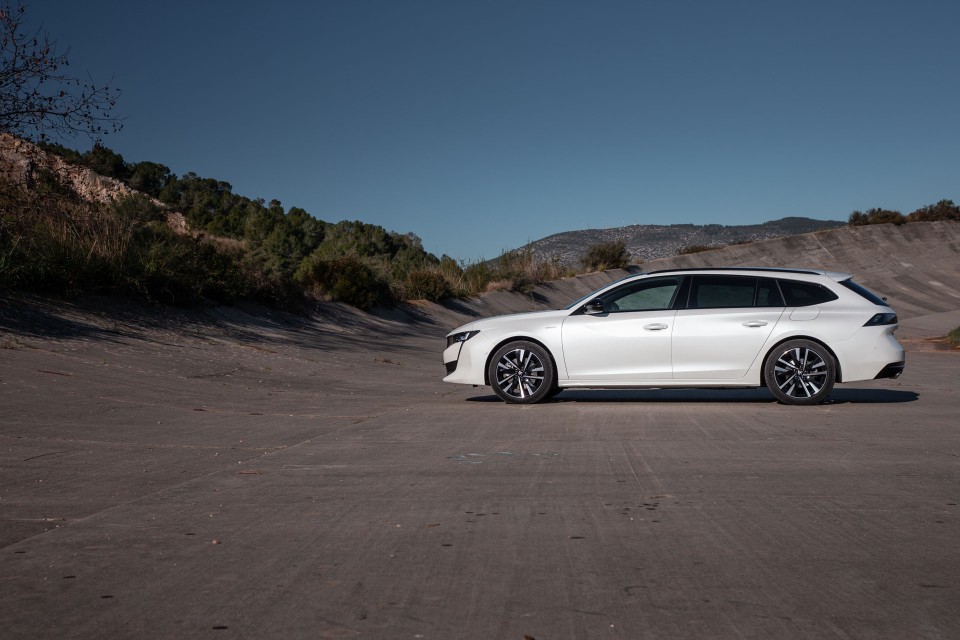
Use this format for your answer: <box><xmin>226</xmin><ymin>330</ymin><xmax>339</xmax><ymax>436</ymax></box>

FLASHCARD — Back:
<box><xmin>488</xmin><ymin>341</ymin><xmax>556</xmax><ymax>404</ymax></box>
<box><xmin>764</xmin><ymin>339</ymin><xmax>836</xmax><ymax>405</ymax></box>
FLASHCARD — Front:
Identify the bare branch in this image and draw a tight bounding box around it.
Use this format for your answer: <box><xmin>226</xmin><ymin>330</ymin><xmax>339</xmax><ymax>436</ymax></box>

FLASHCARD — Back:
<box><xmin>0</xmin><ymin>1</ymin><xmax>122</xmax><ymax>142</ymax></box>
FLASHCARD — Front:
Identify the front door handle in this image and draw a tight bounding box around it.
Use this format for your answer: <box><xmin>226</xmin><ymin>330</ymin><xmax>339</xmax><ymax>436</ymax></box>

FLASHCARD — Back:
<box><xmin>643</xmin><ymin>323</ymin><xmax>669</xmax><ymax>331</ymax></box>
<box><xmin>742</xmin><ymin>321</ymin><xmax>769</xmax><ymax>328</ymax></box>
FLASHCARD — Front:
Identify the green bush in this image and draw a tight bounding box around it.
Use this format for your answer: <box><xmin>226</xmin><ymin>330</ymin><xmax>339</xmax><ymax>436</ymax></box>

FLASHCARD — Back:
<box><xmin>0</xmin><ymin>181</ymin><xmax>114</xmax><ymax>295</ymax></box>
<box><xmin>295</xmin><ymin>255</ymin><xmax>393</xmax><ymax>310</ymax></box>
<box><xmin>405</xmin><ymin>268</ymin><xmax>450</xmax><ymax>301</ymax></box>
<box><xmin>3</xmin><ymin>216</ymin><xmax>112</xmax><ymax>295</ymax></box>
<box><xmin>459</xmin><ymin>260</ymin><xmax>494</xmax><ymax>295</ymax></box>
<box><xmin>678</xmin><ymin>244</ymin><xmax>715</xmax><ymax>255</ymax></box>
<box><xmin>947</xmin><ymin>327</ymin><xmax>960</xmax><ymax>347</ymax></box>
<box><xmin>848</xmin><ymin>208</ymin><xmax>906</xmax><ymax>226</ymax></box>
<box><xmin>582</xmin><ymin>240</ymin><xmax>629</xmax><ymax>272</ymax></box>
<box><xmin>908</xmin><ymin>200</ymin><xmax>960</xmax><ymax>222</ymax></box>
<box><xmin>488</xmin><ymin>247</ymin><xmax>566</xmax><ymax>293</ymax></box>
<box><xmin>127</xmin><ymin>225</ymin><xmax>252</xmax><ymax>305</ymax></box>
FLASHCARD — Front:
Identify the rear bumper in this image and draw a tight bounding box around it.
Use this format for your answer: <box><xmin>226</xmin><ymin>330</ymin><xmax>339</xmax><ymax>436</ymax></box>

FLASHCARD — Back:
<box><xmin>833</xmin><ymin>329</ymin><xmax>904</xmax><ymax>382</ymax></box>
<box><xmin>874</xmin><ymin>361</ymin><xmax>905</xmax><ymax>380</ymax></box>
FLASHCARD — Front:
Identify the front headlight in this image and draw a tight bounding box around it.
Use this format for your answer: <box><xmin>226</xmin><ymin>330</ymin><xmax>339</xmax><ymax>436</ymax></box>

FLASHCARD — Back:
<box><xmin>446</xmin><ymin>330</ymin><xmax>480</xmax><ymax>348</ymax></box>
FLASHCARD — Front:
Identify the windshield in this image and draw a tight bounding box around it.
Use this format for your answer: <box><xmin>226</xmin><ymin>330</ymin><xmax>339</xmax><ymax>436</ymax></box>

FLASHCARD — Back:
<box><xmin>562</xmin><ymin>274</ymin><xmax>639</xmax><ymax>310</ymax></box>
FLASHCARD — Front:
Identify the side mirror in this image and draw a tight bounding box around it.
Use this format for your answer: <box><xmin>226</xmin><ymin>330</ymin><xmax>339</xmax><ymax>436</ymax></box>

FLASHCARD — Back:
<box><xmin>584</xmin><ymin>298</ymin><xmax>605</xmax><ymax>315</ymax></box>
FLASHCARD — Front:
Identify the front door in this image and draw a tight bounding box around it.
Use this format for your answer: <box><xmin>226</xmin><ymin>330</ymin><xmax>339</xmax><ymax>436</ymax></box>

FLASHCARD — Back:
<box><xmin>561</xmin><ymin>276</ymin><xmax>682</xmax><ymax>381</ymax></box>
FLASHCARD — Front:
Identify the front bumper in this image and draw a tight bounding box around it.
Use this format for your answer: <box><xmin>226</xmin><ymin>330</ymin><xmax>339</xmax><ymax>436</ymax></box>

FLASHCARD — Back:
<box><xmin>442</xmin><ymin>337</ymin><xmax>489</xmax><ymax>385</ymax></box>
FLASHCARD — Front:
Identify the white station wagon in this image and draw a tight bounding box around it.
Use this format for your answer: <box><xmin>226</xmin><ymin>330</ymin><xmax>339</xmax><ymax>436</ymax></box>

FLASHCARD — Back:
<box><xmin>443</xmin><ymin>268</ymin><xmax>905</xmax><ymax>405</ymax></box>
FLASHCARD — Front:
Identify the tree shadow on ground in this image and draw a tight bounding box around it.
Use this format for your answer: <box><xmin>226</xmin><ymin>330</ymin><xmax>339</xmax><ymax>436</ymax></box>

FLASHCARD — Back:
<box><xmin>0</xmin><ymin>293</ymin><xmax>443</xmax><ymax>356</ymax></box>
<box><xmin>0</xmin><ymin>294</ymin><xmax>133</xmax><ymax>342</ymax></box>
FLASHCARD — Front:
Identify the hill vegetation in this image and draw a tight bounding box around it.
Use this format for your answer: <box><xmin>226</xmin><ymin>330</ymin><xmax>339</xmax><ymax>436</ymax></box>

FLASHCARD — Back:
<box><xmin>2</xmin><ymin>139</ymin><xmax>957</xmax><ymax>312</ymax></box>
<box><xmin>1</xmin><ymin>138</ymin><xmax>578</xmax><ymax>308</ymax></box>
<box><xmin>848</xmin><ymin>201</ymin><xmax>960</xmax><ymax>226</ymax></box>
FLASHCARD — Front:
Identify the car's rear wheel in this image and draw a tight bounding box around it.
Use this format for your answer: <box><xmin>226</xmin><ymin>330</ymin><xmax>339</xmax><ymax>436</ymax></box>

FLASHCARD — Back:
<box><xmin>488</xmin><ymin>341</ymin><xmax>555</xmax><ymax>404</ymax></box>
<box><xmin>764</xmin><ymin>339</ymin><xmax>836</xmax><ymax>405</ymax></box>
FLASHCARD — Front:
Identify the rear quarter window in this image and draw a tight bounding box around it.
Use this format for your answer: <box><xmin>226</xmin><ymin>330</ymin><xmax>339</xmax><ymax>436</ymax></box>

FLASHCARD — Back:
<box><xmin>777</xmin><ymin>280</ymin><xmax>839</xmax><ymax>306</ymax></box>
<box><xmin>839</xmin><ymin>279</ymin><xmax>889</xmax><ymax>306</ymax></box>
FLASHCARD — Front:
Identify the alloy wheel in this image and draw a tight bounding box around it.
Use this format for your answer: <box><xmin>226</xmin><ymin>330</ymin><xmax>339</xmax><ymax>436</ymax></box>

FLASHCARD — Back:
<box><xmin>495</xmin><ymin>348</ymin><xmax>546</xmax><ymax>400</ymax></box>
<box><xmin>773</xmin><ymin>346</ymin><xmax>829</xmax><ymax>400</ymax></box>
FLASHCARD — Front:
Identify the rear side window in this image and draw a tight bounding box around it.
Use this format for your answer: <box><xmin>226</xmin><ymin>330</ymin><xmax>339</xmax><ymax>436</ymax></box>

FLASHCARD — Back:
<box><xmin>839</xmin><ymin>279</ymin><xmax>889</xmax><ymax>307</ymax></box>
<box><xmin>689</xmin><ymin>275</ymin><xmax>756</xmax><ymax>309</ymax></box>
<box><xmin>778</xmin><ymin>279</ymin><xmax>838</xmax><ymax>306</ymax></box>
<box><xmin>686</xmin><ymin>275</ymin><xmax>787</xmax><ymax>308</ymax></box>
<box><xmin>757</xmin><ymin>277</ymin><xmax>785</xmax><ymax>307</ymax></box>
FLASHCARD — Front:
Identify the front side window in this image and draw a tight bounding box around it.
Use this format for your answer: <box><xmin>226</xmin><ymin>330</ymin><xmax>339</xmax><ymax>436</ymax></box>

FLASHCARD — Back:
<box><xmin>601</xmin><ymin>277</ymin><xmax>682</xmax><ymax>312</ymax></box>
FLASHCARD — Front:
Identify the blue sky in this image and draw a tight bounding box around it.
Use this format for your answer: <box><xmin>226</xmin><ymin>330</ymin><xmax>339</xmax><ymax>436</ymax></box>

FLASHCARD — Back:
<box><xmin>35</xmin><ymin>0</ymin><xmax>960</xmax><ymax>261</ymax></box>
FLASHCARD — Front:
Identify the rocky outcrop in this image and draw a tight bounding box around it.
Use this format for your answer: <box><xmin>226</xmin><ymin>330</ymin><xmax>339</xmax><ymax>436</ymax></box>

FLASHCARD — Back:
<box><xmin>0</xmin><ymin>133</ymin><xmax>136</xmax><ymax>203</ymax></box>
<box><xmin>0</xmin><ymin>132</ymin><xmax>188</xmax><ymax>233</ymax></box>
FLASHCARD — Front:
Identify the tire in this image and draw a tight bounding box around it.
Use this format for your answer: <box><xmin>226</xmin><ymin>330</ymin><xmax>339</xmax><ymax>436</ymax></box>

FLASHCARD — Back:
<box><xmin>764</xmin><ymin>339</ymin><xmax>836</xmax><ymax>405</ymax></box>
<box><xmin>488</xmin><ymin>341</ymin><xmax>556</xmax><ymax>404</ymax></box>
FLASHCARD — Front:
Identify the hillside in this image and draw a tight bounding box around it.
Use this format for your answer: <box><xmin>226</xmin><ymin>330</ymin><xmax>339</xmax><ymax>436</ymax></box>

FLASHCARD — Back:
<box><xmin>4</xmin><ymin>133</ymin><xmax>956</xmax><ymax>326</ymax></box>
<box><xmin>522</xmin><ymin>217</ymin><xmax>846</xmax><ymax>266</ymax></box>
<box><xmin>0</xmin><ymin>134</ymin><xmax>444</xmax><ymax>308</ymax></box>
<box><xmin>0</xmin><ymin>133</ymin><xmax>853</xmax><ymax>310</ymax></box>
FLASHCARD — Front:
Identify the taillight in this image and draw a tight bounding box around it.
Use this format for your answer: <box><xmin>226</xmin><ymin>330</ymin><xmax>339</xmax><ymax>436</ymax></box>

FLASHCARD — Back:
<box><xmin>863</xmin><ymin>312</ymin><xmax>897</xmax><ymax>326</ymax></box>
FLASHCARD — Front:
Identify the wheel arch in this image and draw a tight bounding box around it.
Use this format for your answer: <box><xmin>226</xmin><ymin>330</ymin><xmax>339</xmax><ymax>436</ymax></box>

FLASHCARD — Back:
<box><xmin>760</xmin><ymin>335</ymin><xmax>843</xmax><ymax>386</ymax></box>
<box><xmin>484</xmin><ymin>336</ymin><xmax>559</xmax><ymax>386</ymax></box>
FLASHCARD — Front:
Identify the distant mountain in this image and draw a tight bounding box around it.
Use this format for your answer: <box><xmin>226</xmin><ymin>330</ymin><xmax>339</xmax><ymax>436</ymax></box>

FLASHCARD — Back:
<box><xmin>520</xmin><ymin>217</ymin><xmax>846</xmax><ymax>266</ymax></box>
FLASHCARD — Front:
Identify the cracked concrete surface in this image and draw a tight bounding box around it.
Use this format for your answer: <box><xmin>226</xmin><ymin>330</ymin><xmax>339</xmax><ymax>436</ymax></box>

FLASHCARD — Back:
<box><xmin>1</xmin><ymin>226</ymin><xmax>959</xmax><ymax>639</ymax></box>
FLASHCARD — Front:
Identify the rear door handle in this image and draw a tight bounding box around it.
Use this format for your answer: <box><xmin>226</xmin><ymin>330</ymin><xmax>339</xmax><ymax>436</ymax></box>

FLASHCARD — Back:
<box><xmin>643</xmin><ymin>323</ymin><xmax>669</xmax><ymax>331</ymax></box>
<box><xmin>742</xmin><ymin>321</ymin><xmax>768</xmax><ymax>328</ymax></box>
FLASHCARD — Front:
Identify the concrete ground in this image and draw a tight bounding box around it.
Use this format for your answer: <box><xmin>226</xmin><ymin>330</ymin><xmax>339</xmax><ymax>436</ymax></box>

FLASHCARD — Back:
<box><xmin>0</xmin><ymin>294</ymin><xmax>958</xmax><ymax>640</ymax></box>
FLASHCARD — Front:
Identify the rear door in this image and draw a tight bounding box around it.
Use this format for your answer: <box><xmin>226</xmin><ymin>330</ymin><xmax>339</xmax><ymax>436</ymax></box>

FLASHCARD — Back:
<box><xmin>671</xmin><ymin>276</ymin><xmax>785</xmax><ymax>380</ymax></box>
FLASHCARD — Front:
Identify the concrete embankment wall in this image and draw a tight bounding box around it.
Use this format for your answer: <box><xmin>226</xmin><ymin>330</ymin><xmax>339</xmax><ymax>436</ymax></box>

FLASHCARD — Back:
<box><xmin>425</xmin><ymin>221</ymin><xmax>960</xmax><ymax>336</ymax></box>
<box><xmin>641</xmin><ymin>221</ymin><xmax>960</xmax><ymax>320</ymax></box>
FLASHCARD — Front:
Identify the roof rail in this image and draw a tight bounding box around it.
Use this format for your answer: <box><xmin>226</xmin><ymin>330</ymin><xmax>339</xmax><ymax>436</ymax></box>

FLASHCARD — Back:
<box><xmin>642</xmin><ymin>266</ymin><xmax>826</xmax><ymax>276</ymax></box>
